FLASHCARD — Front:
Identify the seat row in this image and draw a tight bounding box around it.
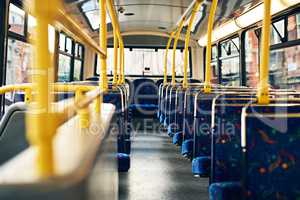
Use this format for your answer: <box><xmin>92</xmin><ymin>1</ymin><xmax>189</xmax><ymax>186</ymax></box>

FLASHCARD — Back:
<box><xmin>158</xmin><ymin>83</ymin><xmax>300</xmax><ymax>200</ymax></box>
<box><xmin>1</xmin><ymin>81</ymin><xmax>132</xmax><ymax>172</ymax></box>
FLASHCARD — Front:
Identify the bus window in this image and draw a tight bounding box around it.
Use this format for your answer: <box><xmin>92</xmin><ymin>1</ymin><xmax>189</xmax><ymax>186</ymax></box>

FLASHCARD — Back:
<box><xmin>269</xmin><ymin>12</ymin><xmax>300</xmax><ymax>89</ymax></box>
<box><xmin>57</xmin><ymin>33</ymin><xmax>84</xmax><ymax>82</ymax></box>
<box><xmin>269</xmin><ymin>45</ymin><xmax>300</xmax><ymax>89</ymax></box>
<box><xmin>220</xmin><ymin>37</ymin><xmax>240</xmax><ymax>86</ymax></box>
<box><xmin>270</xmin><ymin>19</ymin><xmax>285</xmax><ymax>45</ymax></box>
<box><xmin>6</xmin><ymin>39</ymin><xmax>32</xmax><ymax>85</ymax></box>
<box><xmin>73</xmin><ymin>43</ymin><xmax>84</xmax><ymax>81</ymax></box>
<box><xmin>28</xmin><ymin>15</ymin><xmax>37</xmax><ymax>40</ymax></box>
<box><xmin>211</xmin><ymin>45</ymin><xmax>219</xmax><ymax>84</ymax></box>
<box><xmin>95</xmin><ymin>48</ymin><xmax>190</xmax><ymax>77</ymax></box>
<box><xmin>8</xmin><ymin>4</ymin><xmax>25</xmax><ymax>36</ymax></box>
<box><xmin>245</xmin><ymin>30</ymin><xmax>260</xmax><ymax>87</ymax></box>
<box><xmin>288</xmin><ymin>13</ymin><xmax>300</xmax><ymax>41</ymax></box>
<box><xmin>58</xmin><ymin>54</ymin><xmax>72</xmax><ymax>82</ymax></box>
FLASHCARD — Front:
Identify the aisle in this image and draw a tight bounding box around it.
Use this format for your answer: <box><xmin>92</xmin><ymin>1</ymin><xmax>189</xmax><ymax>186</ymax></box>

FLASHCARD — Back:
<box><xmin>119</xmin><ymin>131</ymin><xmax>209</xmax><ymax>200</ymax></box>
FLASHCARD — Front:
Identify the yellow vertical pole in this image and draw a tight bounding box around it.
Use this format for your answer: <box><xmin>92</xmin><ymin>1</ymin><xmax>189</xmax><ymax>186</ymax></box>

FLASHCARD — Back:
<box><xmin>120</xmin><ymin>43</ymin><xmax>125</xmax><ymax>84</ymax></box>
<box><xmin>183</xmin><ymin>0</ymin><xmax>202</xmax><ymax>89</ymax></box>
<box><xmin>24</xmin><ymin>88</ymin><xmax>32</xmax><ymax>104</ymax></box>
<box><xmin>118</xmin><ymin>41</ymin><xmax>123</xmax><ymax>85</ymax></box>
<box><xmin>257</xmin><ymin>0</ymin><xmax>271</xmax><ymax>104</ymax></box>
<box><xmin>99</xmin><ymin>0</ymin><xmax>108</xmax><ymax>91</ymax></box>
<box><xmin>164</xmin><ymin>31</ymin><xmax>175</xmax><ymax>86</ymax></box>
<box><xmin>27</xmin><ymin>0</ymin><xmax>56</xmax><ymax>178</ymax></box>
<box><xmin>75</xmin><ymin>90</ymin><xmax>90</xmax><ymax>128</ymax></box>
<box><xmin>204</xmin><ymin>0</ymin><xmax>218</xmax><ymax>93</ymax></box>
<box><xmin>172</xmin><ymin>19</ymin><xmax>185</xmax><ymax>86</ymax></box>
<box><xmin>112</xmin><ymin>31</ymin><xmax>119</xmax><ymax>85</ymax></box>
<box><xmin>122</xmin><ymin>44</ymin><xmax>125</xmax><ymax>84</ymax></box>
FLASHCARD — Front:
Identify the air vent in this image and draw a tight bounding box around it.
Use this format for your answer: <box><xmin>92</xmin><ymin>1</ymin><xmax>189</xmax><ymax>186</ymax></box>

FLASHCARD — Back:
<box><xmin>124</xmin><ymin>13</ymin><xmax>135</xmax><ymax>16</ymax></box>
<box><xmin>158</xmin><ymin>26</ymin><xmax>166</xmax><ymax>30</ymax></box>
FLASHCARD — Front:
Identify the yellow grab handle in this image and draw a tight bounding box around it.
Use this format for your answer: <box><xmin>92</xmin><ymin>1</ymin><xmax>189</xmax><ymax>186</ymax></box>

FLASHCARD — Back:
<box><xmin>204</xmin><ymin>0</ymin><xmax>218</xmax><ymax>93</ymax></box>
<box><xmin>164</xmin><ymin>31</ymin><xmax>175</xmax><ymax>86</ymax></box>
<box><xmin>172</xmin><ymin>19</ymin><xmax>185</xmax><ymax>86</ymax></box>
<box><xmin>257</xmin><ymin>0</ymin><xmax>271</xmax><ymax>104</ymax></box>
<box><xmin>183</xmin><ymin>0</ymin><xmax>203</xmax><ymax>89</ymax></box>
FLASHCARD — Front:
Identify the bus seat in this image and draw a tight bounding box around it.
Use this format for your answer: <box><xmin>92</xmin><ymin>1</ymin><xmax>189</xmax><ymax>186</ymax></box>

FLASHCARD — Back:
<box><xmin>240</xmin><ymin>104</ymin><xmax>300</xmax><ymax>199</ymax></box>
<box><xmin>192</xmin><ymin>93</ymin><xmax>217</xmax><ymax>176</ymax></box>
<box><xmin>0</xmin><ymin>102</ymin><xmax>28</xmax><ymax>165</ymax></box>
<box><xmin>181</xmin><ymin>138</ymin><xmax>193</xmax><ymax>158</ymax></box>
<box><xmin>209</xmin><ymin>182</ymin><xmax>242</xmax><ymax>200</ymax></box>
<box><xmin>192</xmin><ymin>156</ymin><xmax>210</xmax><ymax>177</ymax></box>
<box><xmin>118</xmin><ymin>153</ymin><xmax>130</xmax><ymax>172</ymax></box>
<box><xmin>165</xmin><ymin>86</ymin><xmax>178</xmax><ymax>131</ymax></box>
<box><xmin>130</xmin><ymin>78</ymin><xmax>158</xmax><ymax>117</ymax></box>
<box><xmin>168</xmin><ymin>87</ymin><xmax>185</xmax><ymax>137</ymax></box>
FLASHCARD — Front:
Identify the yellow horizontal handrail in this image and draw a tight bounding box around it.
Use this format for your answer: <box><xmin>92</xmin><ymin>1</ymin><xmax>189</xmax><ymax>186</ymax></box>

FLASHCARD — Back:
<box><xmin>0</xmin><ymin>84</ymin><xmax>32</xmax><ymax>104</ymax></box>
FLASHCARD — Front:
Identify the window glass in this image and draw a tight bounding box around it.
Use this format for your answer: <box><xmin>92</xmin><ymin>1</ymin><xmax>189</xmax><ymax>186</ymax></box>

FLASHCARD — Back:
<box><xmin>74</xmin><ymin>59</ymin><xmax>82</xmax><ymax>81</ymax></box>
<box><xmin>245</xmin><ymin>30</ymin><xmax>260</xmax><ymax>87</ymax></box>
<box><xmin>288</xmin><ymin>13</ymin><xmax>300</xmax><ymax>41</ymax></box>
<box><xmin>81</xmin><ymin>0</ymin><xmax>111</xmax><ymax>30</ymax></box>
<box><xmin>211</xmin><ymin>61</ymin><xmax>219</xmax><ymax>84</ymax></box>
<box><xmin>8</xmin><ymin>4</ymin><xmax>25</xmax><ymax>35</ymax></box>
<box><xmin>212</xmin><ymin>45</ymin><xmax>218</xmax><ymax>61</ymax></box>
<box><xmin>65</xmin><ymin>37</ymin><xmax>73</xmax><ymax>54</ymax></box>
<box><xmin>96</xmin><ymin>48</ymin><xmax>189</xmax><ymax>76</ymax></box>
<box><xmin>269</xmin><ymin>45</ymin><xmax>300</xmax><ymax>89</ymax></box>
<box><xmin>270</xmin><ymin>20</ymin><xmax>285</xmax><ymax>45</ymax></box>
<box><xmin>58</xmin><ymin>54</ymin><xmax>71</xmax><ymax>82</ymax></box>
<box><xmin>220</xmin><ymin>38</ymin><xmax>240</xmax><ymax>86</ymax></box>
<box><xmin>6</xmin><ymin>38</ymin><xmax>32</xmax><ymax>85</ymax></box>
<box><xmin>59</xmin><ymin>33</ymin><xmax>66</xmax><ymax>51</ymax></box>
<box><xmin>27</xmin><ymin>15</ymin><xmax>36</xmax><ymax>39</ymax></box>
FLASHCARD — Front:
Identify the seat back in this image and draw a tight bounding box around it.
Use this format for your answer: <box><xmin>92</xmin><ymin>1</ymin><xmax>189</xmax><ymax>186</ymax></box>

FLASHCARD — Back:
<box><xmin>0</xmin><ymin>103</ymin><xmax>28</xmax><ymax>165</ymax></box>
<box><xmin>167</xmin><ymin>86</ymin><xmax>179</xmax><ymax>127</ymax></box>
<box><xmin>173</xmin><ymin>87</ymin><xmax>186</xmax><ymax>132</ymax></box>
<box><xmin>242</xmin><ymin>104</ymin><xmax>300</xmax><ymax>199</ymax></box>
<box><xmin>182</xmin><ymin>87</ymin><xmax>202</xmax><ymax>141</ymax></box>
<box><xmin>211</xmin><ymin>98</ymin><xmax>255</xmax><ymax>183</ymax></box>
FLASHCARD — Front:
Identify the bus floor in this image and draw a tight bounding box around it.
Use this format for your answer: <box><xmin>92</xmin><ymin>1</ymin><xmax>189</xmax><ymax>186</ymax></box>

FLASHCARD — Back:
<box><xmin>119</xmin><ymin>119</ymin><xmax>209</xmax><ymax>200</ymax></box>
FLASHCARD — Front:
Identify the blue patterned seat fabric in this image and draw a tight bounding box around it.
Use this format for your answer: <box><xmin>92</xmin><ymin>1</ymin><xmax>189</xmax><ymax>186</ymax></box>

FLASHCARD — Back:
<box><xmin>167</xmin><ymin>87</ymin><xmax>178</xmax><ymax>129</ymax></box>
<box><xmin>242</xmin><ymin>104</ymin><xmax>300</xmax><ymax>200</ymax></box>
<box><xmin>209</xmin><ymin>181</ymin><xmax>242</xmax><ymax>200</ymax></box>
<box><xmin>159</xmin><ymin>85</ymin><xmax>168</xmax><ymax>123</ymax></box>
<box><xmin>104</xmin><ymin>91</ymin><xmax>130</xmax><ymax>155</ymax></box>
<box><xmin>193</xmin><ymin>94</ymin><xmax>217</xmax><ymax>160</ymax></box>
<box><xmin>162</xmin><ymin>86</ymin><xmax>173</xmax><ymax>126</ymax></box>
<box><xmin>168</xmin><ymin>88</ymin><xmax>186</xmax><ymax>136</ymax></box>
<box><xmin>182</xmin><ymin>88</ymin><xmax>201</xmax><ymax>142</ymax></box>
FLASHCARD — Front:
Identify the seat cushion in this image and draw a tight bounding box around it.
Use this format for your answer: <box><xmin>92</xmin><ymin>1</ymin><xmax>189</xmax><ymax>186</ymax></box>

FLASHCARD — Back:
<box><xmin>209</xmin><ymin>182</ymin><xmax>242</xmax><ymax>200</ymax></box>
<box><xmin>118</xmin><ymin>153</ymin><xmax>130</xmax><ymax>172</ymax></box>
<box><xmin>192</xmin><ymin>156</ymin><xmax>211</xmax><ymax>177</ymax></box>
<box><xmin>172</xmin><ymin>132</ymin><xmax>183</xmax><ymax>146</ymax></box>
<box><xmin>181</xmin><ymin>139</ymin><xmax>193</xmax><ymax>158</ymax></box>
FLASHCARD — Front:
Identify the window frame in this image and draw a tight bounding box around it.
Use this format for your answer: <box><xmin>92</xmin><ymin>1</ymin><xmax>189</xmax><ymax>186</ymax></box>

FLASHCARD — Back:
<box><xmin>203</xmin><ymin>7</ymin><xmax>300</xmax><ymax>87</ymax></box>
<box><xmin>93</xmin><ymin>45</ymin><xmax>193</xmax><ymax>78</ymax></box>
<box><xmin>57</xmin><ymin>32</ymin><xmax>85</xmax><ymax>82</ymax></box>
